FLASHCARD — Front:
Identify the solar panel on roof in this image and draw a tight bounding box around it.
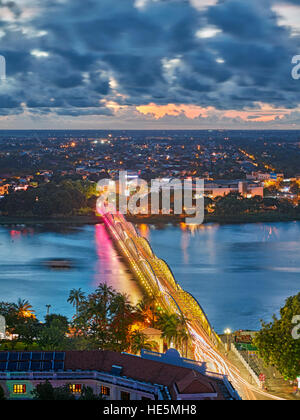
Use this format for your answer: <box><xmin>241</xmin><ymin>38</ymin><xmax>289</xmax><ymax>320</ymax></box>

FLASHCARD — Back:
<box><xmin>54</xmin><ymin>352</ymin><xmax>65</xmax><ymax>361</ymax></box>
<box><xmin>20</xmin><ymin>352</ymin><xmax>31</xmax><ymax>361</ymax></box>
<box><xmin>0</xmin><ymin>352</ymin><xmax>8</xmax><ymax>361</ymax></box>
<box><xmin>53</xmin><ymin>361</ymin><xmax>64</xmax><ymax>371</ymax></box>
<box><xmin>42</xmin><ymin>361</ymin><xmax>52</xmax><ymax>371</ymax></box>
<box><xmin>44</xmin><ymin>352</ymin><xmax>54</xmax><ymax>361</ymax></box>
<box><xmin>0</xmin><ymin>362</ymin><xmax>7</xmax><ymax>371</ymax></box>
<box><xmin>8</xmin><ymin>353</ymin><xmax>19</xmax><ymax>361</ymax></box>
<box><xmin>18</xmin><ymin>361</ymin><xmax>30</xmax><ymax>371</ymax></box>
<box><xmin>7</xmin><ymin>361</ymin><xmax>18</xmax><ymax>371</ymax></box>
<box><xmin>31</xmin><ymin>361</ymin><xmax>41</xmax><ymax>371</ymax></box>
<box><xmin>31</xmin><ymin>352</ymin><xmax>42</xmax><ymax>361</ymax></box>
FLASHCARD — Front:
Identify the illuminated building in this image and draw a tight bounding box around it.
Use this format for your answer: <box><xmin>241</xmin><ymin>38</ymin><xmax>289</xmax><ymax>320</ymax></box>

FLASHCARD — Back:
<box><xmin>204</xmin><ymin>180</ymin><xmax>264</xmax><ymax>198</ymax></box>
<box><xmin>0</xmin><ymin>349</ymin><xmax>239</xmax><ymax>400</ymax></box>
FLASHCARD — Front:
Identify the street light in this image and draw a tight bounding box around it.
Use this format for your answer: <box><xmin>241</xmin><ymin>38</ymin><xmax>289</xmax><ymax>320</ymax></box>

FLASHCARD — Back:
<box><xmin>224</xmin><ymin>328</ymin><xmax>232</xmax><ymax>352</ymax></box>
<box><xmin>46</xmin><ymin>304</ymin><xmax>51</xmax><ymax>316</ymax></box>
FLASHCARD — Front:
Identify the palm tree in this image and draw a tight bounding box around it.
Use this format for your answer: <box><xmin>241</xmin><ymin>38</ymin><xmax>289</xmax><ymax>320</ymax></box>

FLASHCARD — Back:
<box><xmin>110</xmin><ymin>293</ymin><xmax>139</xmax><ymax>350</ymax></box>
<box><xmin>130</xmin><ymin>331</ymin><xmax>158</xmax><ymax>355</ymax></box>
<box><xmin>136</xmin><ymin>295</ymin><xmax>157</xmax><ymax>327</ymax></box>
<box><xmin>16</xmin><ymin>299</ymin><xmax>35</xmax><ymax>319</ymax></box>
<box><xmin>176</xmin><ymin>316</ymin><xmax>189</xmax><ymax>357</ymax></box>
<box><xmin>156</xmin><ymin>312</ymin><xmax>180</xmax><ymax>348</ymax></box>
<box><xmin>46</xmin><ymin>304</ymin><xmax>51</xmax><ymax>316</ymax></box>
<box><xmin>67</xmin><ymin>288</ymin><xmax>85</xmax><ymax>317</ymax></box>
<box><xmin>156</xmin><ymin>312</ymin><xmax>189</xmax><ymax>356</ymax></box>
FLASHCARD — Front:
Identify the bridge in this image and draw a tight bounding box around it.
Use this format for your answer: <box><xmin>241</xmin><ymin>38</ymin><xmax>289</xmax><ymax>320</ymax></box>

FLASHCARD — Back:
<box><xmin>98</xmin><ymin>205</ymin><xmax>285</xmax><ymax>401</ymax></box>
<box><xmin>102</xmin><ymin>210</ymin><xmax>219</xmax><ymax>347</ymax></box>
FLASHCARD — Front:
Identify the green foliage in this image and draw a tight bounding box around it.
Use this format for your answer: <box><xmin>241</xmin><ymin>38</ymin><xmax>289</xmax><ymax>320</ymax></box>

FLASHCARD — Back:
<box><xmin>211</xmin><ymin>192</ymin><xmax>297</xmax><ymax>219</ymax></box>
<box><xmin>254</xmin><ymin>293</ymin><xmax>300</xmax><ymax>380</ymax></box>
<box><xmin>73</xmin><ymin>283</ymin><xmax>142</xmax><ymax>352</ymax></box>
<box><xmin>68</xmin><ymin>288</ymin><xmax>85</xmax><ymax>316</ymax></box>
<box><xmin>32</xmin><ymin>381</ymin><xmax>75</xmax><ymax>400</ymax></box>
<box><xmin>0</xmin><ymin>302</ymin><xmax>18</xmax><ymax>332</ymax></box>
<box><xmin>78</xmin><ymin>386</ymin><xmax>104</xmax><ymax>400</ymax></box>
<box><xmin>14</xmin><ymin>317</ymin><xmax>41</xmax><ymax>346</ymax></box>
<box><xmin>0</xmin><ymin>300</ymin><xmax>38</xmax><ymax>342</ymax></box>
<box><xmin>214</xmin><ymin>193</ymin><xmax>266</xmax><ymax>215</ymax></box>
<box><xmin>156</xmin><ymin>312</ymin><xmax>189</xmax><ymax>356</ymax></box>
<box><xmin>32</xmin><ymin>382</ymin><xmax>103</xmax><ymax>400</ymax></box>
<box><xmin>0</xmin><ymin>179</ymin><xmax>95</xmax><ymax>217</ymax></box>
<box><xmin>0</xmin><ymin>385</ymin><xmax>6</xmax><ymax>400</ymax></box>
<box><xmin>45</xmin><ymin>314</ymin><xmax>69</xmax><ymax>330</ymax></box>
<box><xmin>61</xmin><ymin>180</ymin><xmax>97</xmax><ymax>199</ymax></box>
<box><xmin>129</xmin><ymin>330</ymin><xmax>157</xmax><ymax>355</ymax></box>
<box><xmin>37</xmin><ymin>317</ymin><xmax>69</xmax><ymax>350</ymax></box>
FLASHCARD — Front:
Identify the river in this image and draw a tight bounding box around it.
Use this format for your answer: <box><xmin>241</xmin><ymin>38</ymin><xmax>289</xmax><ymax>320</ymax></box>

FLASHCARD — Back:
<box><xmin>0</xmin><ymin>221</ymin><xmax>299</xmax><ymax>332</ymax></box>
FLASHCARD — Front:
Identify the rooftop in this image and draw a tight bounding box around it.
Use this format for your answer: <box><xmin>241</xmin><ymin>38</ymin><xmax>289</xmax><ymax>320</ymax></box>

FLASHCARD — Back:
<box><xmin>0</xmin><ymin>350</ymin><xmax>230</xmax><ymax>400</ymax></box>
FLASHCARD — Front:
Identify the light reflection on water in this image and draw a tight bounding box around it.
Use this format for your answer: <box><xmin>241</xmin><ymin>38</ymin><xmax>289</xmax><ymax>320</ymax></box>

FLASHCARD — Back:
<box><xmin>0</xmin><ymin>221</ymin><xmax>299</xmax><ymax>332</ymax></box>
<box><xmin>94</xmin><ymin>224</ymin><xmax>143</xmax><ymax>303</ymax></box>
<box><xmin>141</xmin><ymin>221</ymin><xmax>300</xmax><ymax>332</ymax></box>
<box><xmin>0</xmin><ymin>224</ymin><xmax>143</xmax><ymax>321</ymax></box>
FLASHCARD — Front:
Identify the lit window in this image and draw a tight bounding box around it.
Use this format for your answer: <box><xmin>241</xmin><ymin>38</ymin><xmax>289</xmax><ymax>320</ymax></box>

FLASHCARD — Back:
<box><xmin>13</xmin><ymin>384</ymin><xmax>26</xmax><ymax>394</ymax></box>
<box><xmin>101</xmin><ymin>386</ymin><xmax>110</xmax><ymax>396</ymax></box>
<box><xmin>69</xmin><ymin>384</ymin><xmax>82</xmax><ymax>394</ymax></box>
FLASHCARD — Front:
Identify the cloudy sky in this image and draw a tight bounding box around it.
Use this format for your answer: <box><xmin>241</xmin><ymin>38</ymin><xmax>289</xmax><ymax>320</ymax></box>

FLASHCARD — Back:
<box><xmin>0</xmin><ymin>0</ymin><xmax>299</xmax><ymax>129</ymax></box>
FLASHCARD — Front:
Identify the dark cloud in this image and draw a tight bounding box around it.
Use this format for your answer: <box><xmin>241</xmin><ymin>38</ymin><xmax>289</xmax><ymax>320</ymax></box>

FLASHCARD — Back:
<box><xmin>0</xmin><ymin>0</ymin><xmax>298</xmax><ymax>121</ymax></box>
<box><xmin>0</xmin><ymin>0</ymin><xmax>21</xmax><ymax>17</ymax></box>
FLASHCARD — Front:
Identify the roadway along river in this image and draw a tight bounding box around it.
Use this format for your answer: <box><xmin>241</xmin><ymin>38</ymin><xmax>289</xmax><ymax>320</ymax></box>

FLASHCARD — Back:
<box><xmin>0</xmin><ymin>221</ymin><xmax>299</xmax><ymax>333</ymax></box>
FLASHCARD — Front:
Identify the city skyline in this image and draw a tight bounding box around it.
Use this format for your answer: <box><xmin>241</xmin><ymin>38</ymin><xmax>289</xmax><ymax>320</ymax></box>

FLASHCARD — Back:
<box><xmin>0</xmin><ymin>0</ymin><xmax>299</xmax><ymax>130</ymax></box>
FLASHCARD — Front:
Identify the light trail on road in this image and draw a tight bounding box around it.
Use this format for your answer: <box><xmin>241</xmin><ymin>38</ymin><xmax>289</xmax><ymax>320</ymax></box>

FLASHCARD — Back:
<box><xmin>98</xmin><ymin>205</ymin><xmax>285</xmax><ymax>400</ymax></box>
<box><xmin>188</xmin><ymin>324</ymin><xmax>285</xmax><ymax>400</ymax></box>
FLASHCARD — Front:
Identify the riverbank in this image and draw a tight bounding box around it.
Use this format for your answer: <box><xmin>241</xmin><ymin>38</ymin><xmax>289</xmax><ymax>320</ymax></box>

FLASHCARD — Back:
<box><xmin>1</xmin><ymin>211</ymin><xmax>300</xmax><ymax>226</ymax></box>
<box><xmin>127</xmin><ymin>212</ymin><xmax>300</xmax><ymax>225</ymax></box>
<box><xmin>0</xmin><ymin>215</ymin><xmax>101</xmax><ymax>226</ymax></box>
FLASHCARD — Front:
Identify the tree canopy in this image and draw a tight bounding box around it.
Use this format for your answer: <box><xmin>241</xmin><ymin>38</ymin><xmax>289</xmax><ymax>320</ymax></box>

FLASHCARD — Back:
<box><xmin>254</xmin><ymin>293</ymin><xmax>300</xmax><ymax>380</ymax></box>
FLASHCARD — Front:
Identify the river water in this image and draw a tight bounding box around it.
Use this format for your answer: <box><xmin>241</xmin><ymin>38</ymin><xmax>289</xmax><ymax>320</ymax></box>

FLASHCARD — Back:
<box><xmin>0</xmin><ymin>222</ymin><xmax>299</xmax><ymax>332</ymax></box>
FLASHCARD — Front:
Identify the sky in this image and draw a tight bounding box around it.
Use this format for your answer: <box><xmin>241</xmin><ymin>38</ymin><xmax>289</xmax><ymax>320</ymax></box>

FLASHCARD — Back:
<box><xmin>0</xmin><ymin>0</ymin><xmax>299</xmax><ymax>130</ymax></box>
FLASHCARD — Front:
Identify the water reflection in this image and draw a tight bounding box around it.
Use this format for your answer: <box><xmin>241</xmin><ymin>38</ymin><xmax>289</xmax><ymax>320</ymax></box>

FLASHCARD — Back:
<box><xmin>148</xmin><ymin>222</ymin><xmax>300</xmax><ymax>332</ymax></box>
<box><xmin>139</xmin><ymin>224</ymin><xmax>150</xmax><ymax>239</ymax></box>
<box><xmin>94</xmin><ymin>224</ymin><xmax>143</xmax><ymax>304</ymax></box>
<box><xmin>0</xmin><ymin>222</ymin><xmax>299</xmax><ymax>331</ymax></box>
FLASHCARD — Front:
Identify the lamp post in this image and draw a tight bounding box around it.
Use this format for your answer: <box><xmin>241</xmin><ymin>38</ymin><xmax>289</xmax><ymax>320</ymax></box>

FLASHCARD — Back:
<box><xmin>224</xmin><ymin>328</ymin><xmax>232</xmax><ymax>352</ymax></box>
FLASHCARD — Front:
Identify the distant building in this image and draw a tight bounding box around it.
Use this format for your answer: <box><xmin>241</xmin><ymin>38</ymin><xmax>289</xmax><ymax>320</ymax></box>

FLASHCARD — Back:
<box><xmin>0</xmin><ymin>183</ymin><xmax>9</xmax><ymax>196</ymax></box>
<box><xmin>204</xmin><ymin>180</ymin><xmax>264</xmax><ymax>199</ymax></box>
<box><xmin>247</xmin><ymin>172</ymin><xmax>284</xmax><ymax>182</ymax></box>
<box><xmin>0</xmin><ymin>349</ymin><xmax>240</xmax><ymax>400</ymax></box>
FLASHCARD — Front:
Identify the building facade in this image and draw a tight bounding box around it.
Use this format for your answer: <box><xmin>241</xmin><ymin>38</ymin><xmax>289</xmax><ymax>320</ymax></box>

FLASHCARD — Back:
<box><xmin>0</xmin><ymin>349</ymin><xmax>240</xmax><ymax>400</ymax></box>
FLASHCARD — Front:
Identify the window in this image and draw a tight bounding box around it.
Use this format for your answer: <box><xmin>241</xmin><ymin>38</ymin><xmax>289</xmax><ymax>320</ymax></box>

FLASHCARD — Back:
<box><xmin>121</xmin><ymin>391</ymin><xmax>130</xmax><ymax>401</ymax></box>
<box><xmin>13</xmin><ymin>384</ymin><xmax>26</xmax><ymax>394</ymax></box>
<box><xmin>101</xmin><ymin>386</ymin><xmax>110</xmax><ymax>396</ymax></box>
<box><xmin>69</xmin><ymin>384</ymin><xmax>82</xmax><ymax>394</ymax></box>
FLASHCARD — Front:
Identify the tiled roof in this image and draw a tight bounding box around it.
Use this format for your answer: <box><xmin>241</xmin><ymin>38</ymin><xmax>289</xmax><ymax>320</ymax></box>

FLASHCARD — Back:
<box><xmin>64</xmin><ymin>350</ymin><xmax>225</xmax><ymax>400</ymax></box>
<box><xmin>175</xmin><ymin>371</ymin><xmax>216</xmax><ymax>395</ymax></box>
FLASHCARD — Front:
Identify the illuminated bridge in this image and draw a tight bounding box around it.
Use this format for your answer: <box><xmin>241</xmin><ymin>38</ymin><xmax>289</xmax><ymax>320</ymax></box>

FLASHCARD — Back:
<box><xmin>98</xmin><ymin>206</ymin><xmax>286</xmax><ymax>400</ymax></box>
<box><xmin>100</xmin><ymin>209</ymin><xmax>220</xmax><ymax>348</ymax></box>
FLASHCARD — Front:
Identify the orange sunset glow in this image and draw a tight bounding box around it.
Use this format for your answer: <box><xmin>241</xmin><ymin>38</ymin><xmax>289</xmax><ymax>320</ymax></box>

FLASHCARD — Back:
<box><xmin>136</xmin><ymin>103</ymin><xmax>295</xmax><ymax>123</ymax></box>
